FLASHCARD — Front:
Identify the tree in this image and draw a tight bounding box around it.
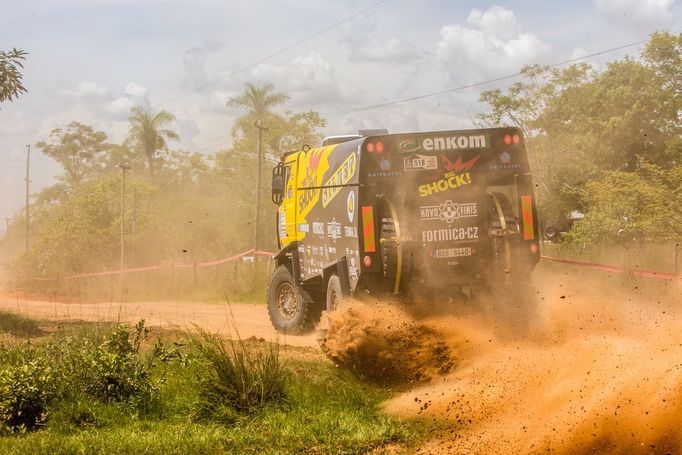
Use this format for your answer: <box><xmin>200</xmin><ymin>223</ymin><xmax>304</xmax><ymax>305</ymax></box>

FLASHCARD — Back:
<box><xmin>36</xmin><ymin>122</ymin><xmax>110</xmax><ymax>186</ymax></box>
<box><xmin>128</xmin><ymin>106</ymin><xmax>180</xmax><ymax>178</ymax></box>
<box><xmin>477</xmin><ymin>64</ymin><xmax>593</xmax><ymax>221</ymax></box>
<box><xmin>227</xmin><ymin>82</ymin><xmax>290</xmax><ymax>124</ymax></box>
<box><xmin>227</xmin><ymin>82</ymin><xmax>289</xmax><ymax>249</ymax></box>
<box><xmin>0</xmin><ymin>48</ymin><xmax>27</xmax><ymax>105</ymax></box>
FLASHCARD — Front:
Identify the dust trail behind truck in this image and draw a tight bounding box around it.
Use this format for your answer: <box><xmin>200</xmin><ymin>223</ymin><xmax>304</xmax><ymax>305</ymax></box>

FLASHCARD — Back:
<box><xmin>267</xmin><ymin>127</ymin><xmax>540</xmax><ymax>333</ymax></box>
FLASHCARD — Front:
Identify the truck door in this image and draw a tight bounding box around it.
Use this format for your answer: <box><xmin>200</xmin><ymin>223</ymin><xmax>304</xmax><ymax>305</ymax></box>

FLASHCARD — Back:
<box><xmin>278</xmin><ymin>158</ymin><xmax>298</xmax><ymax>248</ymax></box>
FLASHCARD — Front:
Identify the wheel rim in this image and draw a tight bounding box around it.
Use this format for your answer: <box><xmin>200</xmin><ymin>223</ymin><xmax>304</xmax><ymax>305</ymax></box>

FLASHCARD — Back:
<box><xmin>276</xmin><ymin>282</ymin><xmax>299</xmax><ymax>320</ymax></box>
<box><xmin>329</xmin><ymin>288</ymin><xmax>340</xmax><ymax>311</ymax></box>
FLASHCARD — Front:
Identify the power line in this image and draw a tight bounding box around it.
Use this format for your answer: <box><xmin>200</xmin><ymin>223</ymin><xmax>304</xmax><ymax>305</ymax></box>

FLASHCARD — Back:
<box><xmin>28</xmin><ymin>0</ymin><xmax>391</xmax><ymax>149</ymax></box>
<box><xmin>193</xmin><ymin>33</ymin><xmax>663</xmax><ymax>153</ymax></box>
<box><xmin>154</xmin><ymin>0</ymin><xmax>391</xmax><ymax>109</ymax></box>
<box><xmin>321</xmin><ymin>34</ymin><xmax>661</xmax><ymax>118</ymax></box>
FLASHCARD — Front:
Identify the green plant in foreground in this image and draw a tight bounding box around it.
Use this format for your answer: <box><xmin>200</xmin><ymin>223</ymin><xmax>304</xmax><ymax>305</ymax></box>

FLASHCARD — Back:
<box><xmin>191</xmin><ymin>330</ymin><xmax>286</xmax><ymax>420</ymax></box>
<box><xmin>83</xmin><ymin>321</ymin><xmax>158</xmax><ymax>405</ymax></box>
<box><xmin>0</xmin><ymin>361</ymin><xmax>55</xmax><ymax>434</ymax></box>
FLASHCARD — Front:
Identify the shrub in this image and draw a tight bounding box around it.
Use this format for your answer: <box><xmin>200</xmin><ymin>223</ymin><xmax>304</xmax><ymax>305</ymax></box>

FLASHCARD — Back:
<box><xmin>0</xmin><ymin>361</ymin><xmax>54</xmax><ymax>433</ymax></box>
<box><xmin>44</xmin><ymin>320</ymin><xmax>173</xmax><ymax>409</ymax></box>
<box><xmin>191</xmin><ymin>331</ymin><xmax>285</xmax><ymax>419</ymax></box>
<box><xmin>84</xmin><ymin>322</ymin><xmax>156</xmax><ymax>404</ymax></box>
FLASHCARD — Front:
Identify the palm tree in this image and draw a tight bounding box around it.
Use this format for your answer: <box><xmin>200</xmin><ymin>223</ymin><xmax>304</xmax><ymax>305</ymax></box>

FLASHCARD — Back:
<box><xmin>128</xmin><ymin>105</ymin><xmax>179</xmax><ymax>178</ymax></box>
<box><xmin>228</xmin><ymin>83</ymin><xmax>289</xmax><ymax>250</ymax></box>
<box><xmin>227</xmin><ymin>82</ymin><xmax>289</xmax><ymax>121</ymax></box>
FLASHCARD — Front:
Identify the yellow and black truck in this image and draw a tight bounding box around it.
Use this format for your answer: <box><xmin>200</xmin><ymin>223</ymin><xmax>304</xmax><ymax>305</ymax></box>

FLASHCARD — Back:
<box><xmin>268</xmin><ymin>127</ymin><xmax>540</xmax><ymax>332</ymax></box>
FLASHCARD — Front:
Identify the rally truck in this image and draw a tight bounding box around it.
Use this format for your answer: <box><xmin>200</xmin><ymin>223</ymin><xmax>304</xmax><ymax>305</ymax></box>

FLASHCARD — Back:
<box><xmin>267</xmin><ymin>127</ymin><xmax>540</xmax><ymax>333</ymax></box>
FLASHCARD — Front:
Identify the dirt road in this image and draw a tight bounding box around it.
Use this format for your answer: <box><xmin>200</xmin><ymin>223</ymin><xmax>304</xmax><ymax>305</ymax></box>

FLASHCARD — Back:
<box><xmin>0</xmin><ymin>295</ymin><xmax>319</xmax><ymax>347</ymax></box>
<box><xmin>3</xmin><ymin>265</ymin><xmax>682</xmax><ymax>454</ymax></box>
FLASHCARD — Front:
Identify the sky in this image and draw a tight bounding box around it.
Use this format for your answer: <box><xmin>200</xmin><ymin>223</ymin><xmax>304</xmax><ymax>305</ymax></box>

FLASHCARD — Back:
<box><xmin>1</xmin><ymin>0</ymin><xmax>680</xmax><ymax>225</ymax></box>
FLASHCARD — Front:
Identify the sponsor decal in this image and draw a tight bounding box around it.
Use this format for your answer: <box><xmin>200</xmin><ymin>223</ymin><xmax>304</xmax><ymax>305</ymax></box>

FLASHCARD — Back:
<box><xmin>398</xmin><ymin>135</ymin><xmax>488</xmax><ymax>153</ymax></box>
<box><xmin>441</xmin><ymin>155</ymin><xmax>480</xmax><ymax>173</ymax></box>
<box><xmin>420</xmin><ymin>200</ymin><xmax>478</xmax><ymax>224</ymax></box>
<box><xmin>322</xmin><ymin>153</ymin><xmax>356</xmax><ymax>207</ymax></box>
<box><xmin>327</xmin><ymin>219</ymin><xmax>342</xmax><ymax>241</ymax></box>
<box><xmin>489</xmin><ymin>163</ymin><xmax>522</xmax><ymax>170</ymax></box>
<box><xmin>422</xmin><ymin>135</ymin><xmax>487</xmax><ymax>151</ymax></box>
<box><xmin>431</xmin><ymin>247</ymin><xmax>474</xmax><ymax>259</ymax></box>
<box><xmin>347</xmin><ymin>191</ymin><xmax>355</xmax><ymax>223</ymax></box>
<box><xmin>278</xmin><ymin>211</ymin><xmax>286</xmax><ymax>238</ymax></box>
<box><xmin>421</xmin><ymin>226</ymin><xmax>479</xmax><ymax>243</ymax></box>
<box><xmin>499</xmin><ymin>150</ymin><xmax>512</xmax><ymax>164</ymax></box>
<box><xmin>378</xmin><ymin>159</ymin><xmax>392</xmax><ymax>171</ymax></box>
<box><xmin>344</xmin><ymin>226</ymin><xmax>358</xmax><ymax>238</ymax></box>
<box><xmin>312</xmin><ymin>221</ymin><xmax>324</xmax><ymax>236</ymax></box>
<box><xmin>368</xmin><ymin>171</ymin><xmax>401</xmax><ymax>178</ymax></box>
<box><xmin>489</xmin><ymin>150</ymin><xmax>522</xmax><ymax>170</ymax></box>
<box><xmin>298</xmin><ymin>149</ymin><xmax>325</xmax><ymax>214</ymax></box>
<box><xmin>404</xmin><ymin>153</ymin><xmax>438</xmax><ymax>171</ymax></box>
<box><xmin>398</xmin><ymin>138</ymin><xmax>421</xmax><ymax>153</ymax></box>
<box><xmin>418</xmin><ymin>172</ymin><xmax>472</xmax><ymax>197</ymax></box>
<box><xmin>348</xmin><ymin>256</ymin><xmax>358</xmax><ymax>280</ymax></box>
<box><xmin>298</xmin><ymin>223</ymin><xmax>309</xmax><ymax>233</ymax></box>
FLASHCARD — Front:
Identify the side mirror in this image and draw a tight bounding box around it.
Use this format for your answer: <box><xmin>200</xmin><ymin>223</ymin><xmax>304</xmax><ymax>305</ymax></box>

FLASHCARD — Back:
<box><xmin>272</xmin><ymin>164</ymin><xmax>284</xmax><ymax>205</ymax></box>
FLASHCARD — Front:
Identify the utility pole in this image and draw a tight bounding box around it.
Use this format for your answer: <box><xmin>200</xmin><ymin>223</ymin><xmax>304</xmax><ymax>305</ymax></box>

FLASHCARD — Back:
<box><xmin>253</xmin><ymin>119</ymin><xmax>268</xmax><ymax>252</ymax></box>
<box><xmin>25</xmin><ymin>144</ymin><xmax>30</xmax><ymax>253</ymax></box>
<box><xmin>131</xmin><ymin>187</ymin><xmax>136</xmax><ymax>268</ymax></box>
<box><xmin>119</xmin><ymin>163</ymin><xmax>130</xmax><ymax>300</ymax></box>
<box><xmin>4</xmin><ymin>218</ymin><xmax>9</xmax><ymax>257</ymax></box>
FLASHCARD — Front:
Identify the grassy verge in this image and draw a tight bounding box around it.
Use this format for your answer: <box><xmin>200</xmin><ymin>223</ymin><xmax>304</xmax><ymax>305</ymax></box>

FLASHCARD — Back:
<box><xmin>0</xmin><ymin>310</ymin><xmax>42</xmax><ymax>337</ymax></box>
<box><xmin>0</xmin><ymin>317</ymin><xmax>423</xmax><ymax>454</ymax></box>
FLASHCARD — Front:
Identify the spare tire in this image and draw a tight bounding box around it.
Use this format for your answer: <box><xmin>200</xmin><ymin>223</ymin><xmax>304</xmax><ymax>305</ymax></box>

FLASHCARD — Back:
<box><xmin>544</xmin><ymin>225</ymin><xmax>560</xmax><ymax>242</ymax></box>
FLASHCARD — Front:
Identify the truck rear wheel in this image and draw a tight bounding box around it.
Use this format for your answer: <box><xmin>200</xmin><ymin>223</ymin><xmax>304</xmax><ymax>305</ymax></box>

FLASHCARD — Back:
<box><xmin>267</xmin><ymin>265</ymin><xmax>314</xmax><ymax>334</ymax></box>
<box><xmin>326</xmin><ymin>275</ymin><xmax>343</xmax><ymax>311</ymax></box>
<box><xmin>379</xmin><ymin>205</ymin><xmax>411</xmax><ymax>294</ymax></box>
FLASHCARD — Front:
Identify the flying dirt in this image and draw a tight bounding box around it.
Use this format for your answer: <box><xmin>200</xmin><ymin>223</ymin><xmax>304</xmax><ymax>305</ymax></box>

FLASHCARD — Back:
<box><xmin>321</xmin><ymin>263</ymin><xmax>682</xmax><ymax>454</ymax></box>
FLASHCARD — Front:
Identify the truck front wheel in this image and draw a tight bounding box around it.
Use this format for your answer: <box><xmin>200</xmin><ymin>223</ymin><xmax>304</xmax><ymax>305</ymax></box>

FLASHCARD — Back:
<box><xmin>267</xmin><ymin>265</ymin><xmax>314</xmax><ymax>334</ymax></box>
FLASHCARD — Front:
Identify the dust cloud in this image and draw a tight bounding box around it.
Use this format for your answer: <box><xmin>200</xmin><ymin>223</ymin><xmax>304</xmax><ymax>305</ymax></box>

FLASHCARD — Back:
<box><xmin>321</xmin><ymin>265</ymin><xmax>682</xmax><ymax>454</ymax></box>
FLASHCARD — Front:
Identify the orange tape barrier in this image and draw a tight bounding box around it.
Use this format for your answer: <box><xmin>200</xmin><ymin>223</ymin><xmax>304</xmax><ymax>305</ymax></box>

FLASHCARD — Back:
<box><xmin>31</xmin><ymin>251</ymin><xmax>677</xmax><ymax>282</ymax></box>
<box><xmin>541</xmin><ymin>255</ymin><xmax>680</xmax><ymax>281</ymax></box>
<box><xmin>30</xmin><ymin>249</ymin><xmax>275</xmax><ymax>282</ymax></box>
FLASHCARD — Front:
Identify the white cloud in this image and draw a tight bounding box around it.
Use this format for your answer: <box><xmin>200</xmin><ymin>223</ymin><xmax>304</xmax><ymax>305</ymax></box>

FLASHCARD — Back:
<box><xmin>123</xmin><ymin>81</ymin><xmax>148</xmax><ymax>99</ymax></box>
<box><xmin>570</xmin><ymin>47</ymin><xmax>588</xmax><ymax>61</ymax></box>
<box><xmin>435</xmin><ymin>6</ymin><xmax>550</xmax><ymax>85</ymax></box>
<box><xmin>104</xmin><ymin>96</ymin><xmax>135</xmax><ymax>116</ymax></box>
<box><xmin>467</xmin><ymin>6</ymin><xmax>522</xmax><ymax>41</ymax></box>
<box><xmin>58</xmin><ymin>80</ymin><xmax>109</xmax><ymax>99</ymax></box>
<box><xmin>594</xmin><ymin>0</ymin><xmax>674</xmax><ymax>32</ymax></box>
<box><xmin>351</xmin><ymin>37</ymin><xmax>421</xmax><ymax>63</ymax></box>
<box><xmin>249</xmin><ymin>52</ymin><xmax>359</xmax><ymax>107</ymax></box>
<box><xmin>102</xmin><ymin>82</ymin><xmax>150</xmax><ymax>119</ymax></box>
<box><xmin>339</xmin><ymin>17</ymin><xmax>422</xmax><ymax>64</ymax></box>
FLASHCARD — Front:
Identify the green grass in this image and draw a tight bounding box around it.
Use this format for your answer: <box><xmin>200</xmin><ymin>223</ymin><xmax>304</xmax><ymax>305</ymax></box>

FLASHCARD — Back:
<box><xmin>0</xmin><ymin>310</ymin><xmax>42</xmax><ymax>337</ymax></box>
<box><xmin>0</xmin><ymin>320</ymin><xmax>424</xmax><ymax>455</ymax></box>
